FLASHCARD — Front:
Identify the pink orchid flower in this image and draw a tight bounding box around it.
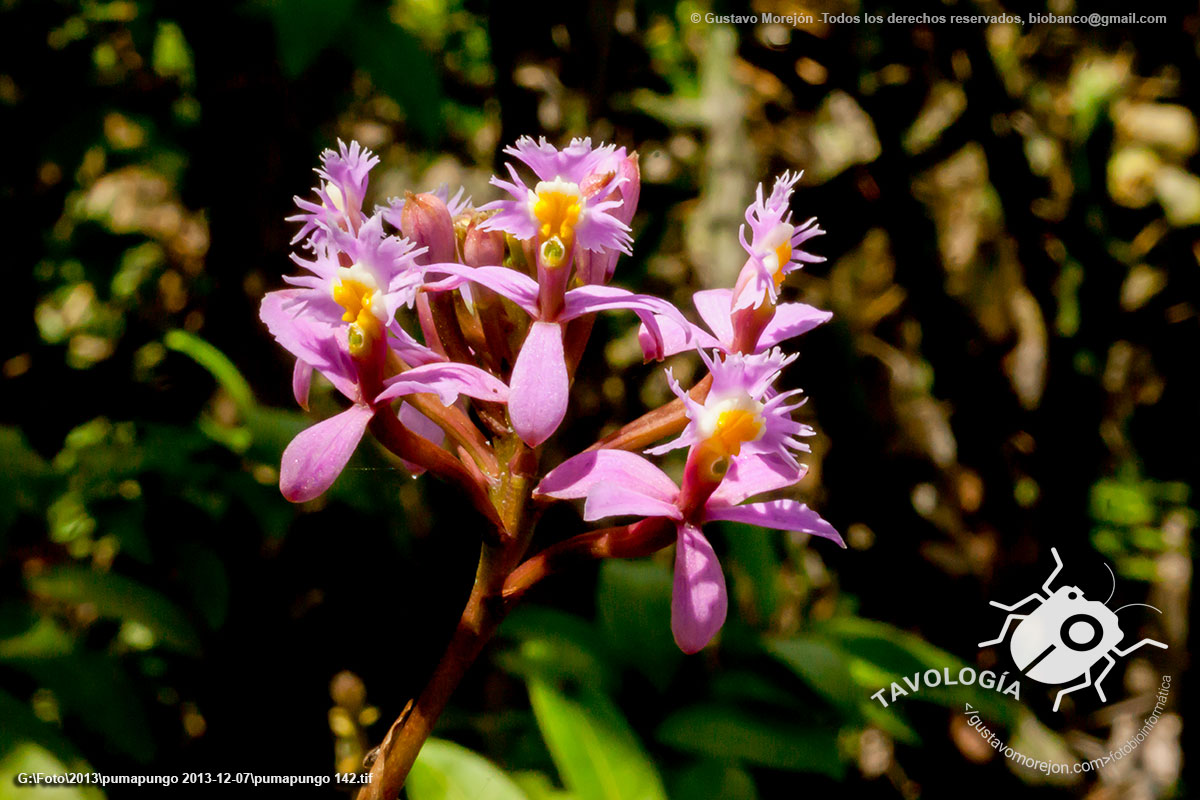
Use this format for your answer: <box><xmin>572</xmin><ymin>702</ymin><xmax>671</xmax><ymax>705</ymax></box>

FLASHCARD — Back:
<box><xmin>537</xmin><ymin>450</ymin><xmax>842</xmax><ymax>653</ymax></box>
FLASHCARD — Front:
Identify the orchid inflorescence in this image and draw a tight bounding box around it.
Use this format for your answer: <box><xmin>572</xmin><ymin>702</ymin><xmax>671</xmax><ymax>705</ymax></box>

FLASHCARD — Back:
<box><xmin>260</xmin><ymin>135</ymin><xmax>843</xmax><ymax>791</ymax></box>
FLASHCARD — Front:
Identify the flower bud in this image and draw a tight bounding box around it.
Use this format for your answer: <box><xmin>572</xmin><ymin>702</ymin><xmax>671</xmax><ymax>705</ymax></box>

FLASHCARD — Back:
<box><xmin>577</xmin><ymin>152</ymin><xmax>640</xmax><ymax>285</ymax></box>
<box><xmin>728</xmin><ymin>259</ymin><xmax>777</xmax><ymax>353</ymax></box>
<box><xmin>463</xmin><ymin>217</ymin><xmax>507</xmax><ymax>267</ymax></box>
<box><xmin>400</xmin><ymin>191</ymin><xmax>456</xmax><ymax>264</ymax></box>
<box><xmin>580</xmin><ymin>169</ymin><xmax>616</xmax><ymax>199</ymax></box>
<box><xmin>613</xmin><ymin>152</ymin><xmax>640</xmax><ymax>227</ymax></box>
<box><xmin>580</xmin><ymin>151</ymin><xmax>640</xmax><ymax>226</ymax></box>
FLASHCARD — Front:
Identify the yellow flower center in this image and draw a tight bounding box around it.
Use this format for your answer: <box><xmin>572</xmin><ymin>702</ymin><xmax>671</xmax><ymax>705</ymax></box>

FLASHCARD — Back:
<box><xmin>759</xmin><ymin>222</ymin><xmax>795</xmax><ymax>291</ymax></box>
<box><xmin>331</xmin><ymin>264</ymin><xmax>384</xmax><ymax>352</ymax></box>
<box><xmin>772</xmin><ymin>240</ymin><xmax>792</xmax><ymax>289</ymax></box>
<box><xmin>531</xmin><ymin>179</ymin><xmax>583</xmax><ymax>262</ymax></box>
<box><xmin>694</xmin><ymin>402</ymin><xmax>766</xmax><ymax>482</ymax></box>
<box><xmin>709</xmin><ymin>408</ymin><xmax>765</xmax><ymax>459</ymax></box>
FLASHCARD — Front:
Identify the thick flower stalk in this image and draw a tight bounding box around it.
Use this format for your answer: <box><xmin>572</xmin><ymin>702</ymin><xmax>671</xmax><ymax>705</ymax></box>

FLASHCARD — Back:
<box><xmin>258</xmin><ymin>137</ymin><xmax>841</xmax><ymax>799</ymax></box>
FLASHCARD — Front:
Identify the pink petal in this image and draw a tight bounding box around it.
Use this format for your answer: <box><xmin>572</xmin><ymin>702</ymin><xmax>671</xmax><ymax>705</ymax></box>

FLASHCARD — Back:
<box><xmin>614</xmin><ymin>152</ymin><xmax>641</xmax><ymax>226</ymax></box>
<box><xmin>376</xmin><ymin>362</ymin><xmax>509</xmax><ymax>406</ymax></box>
<box><xmin>387</xmin><ymin>319</ymin><xmax>444</xmax><ymax>366</ymax></box>
<box><xmin>637</xmin><ymin>317</ymin><xmax>719</xmax><ymax>360</ymax></box>
<box><xmin>708</xmin><ymin>456</ymin><xmax>806</xmax><ymax>508</ymax></box>
<box><xmin>671</xmin><ymin>523</ymin><xmax>728</xmax><ymax>654</ymax></box>
<box><xmin>562</xmin><ymin>285</ymin><xmax>690</xmax><ymax>358</ymax></box>
<box><xmin>573</xmin><ymin>204</ymin><xmax>632</xmax><ymax>255</ymax></box>
<box><xmin>705</xmin><ymin>499</ymin><xmax>844</xmax><ymax>547</ymax></box>
<box><xmin>758</xmin><ymin>302</ymin><xmax>833</xmax><ymax>349</ymax></box>
<box><xmin>560</xmin><ymin>284</ymin><xmax>686</xmax><ymax>324</ymax></box>
<box><xmin>260</xmin><ymin>289</ymin><xmax>360</xmax><ymax>401</ymax></box>
<box><xmin>508</xmin><ymin>321</ymin><xmax>568</xmax><ymax>446</ymax></box>
<box><xmin>536</xmin><ymin>449</ymin><xmax>680</xmax><ymax>502</ymax></box>
<box><xmin>692</xmin><ymin>289</ymin><xmax>736</xmax><ymax>349</ymax></box>
<box><xmin>583</xmin><ymin>482</ymin><xmax>683</xmax><ymax>522</ymax></box>
<box><xmin>399</xmin><ymin>401</ymin><xmax>445</xmax><ymax>445</ymax></box>
<box><xmin>477</xmin><ymin>163</ymin><xmax>537</xmax><ymax>240</ymax></box>
<box><xmin>396</xmin><ymin>402</ymin><xmax>445</xmax><ymax>476</ymax></box>
<box><xmin>279</xmin><ymin>404</ymin><xmax>375</xmax><ymax>503</ymax></box>
<box><xmin>423</xmin><ymin>264</ymin><xmax>540</xmax><ymax>317</ymax></box>
<box><xmin>500</xmin><ymin>136</ymin><xmax>620</xmax><ymax>183</ymax></box>
<box><xmin>292</xmin><ymin>359</ymin><xmax>313</xmax><ymax>411</ymax></box>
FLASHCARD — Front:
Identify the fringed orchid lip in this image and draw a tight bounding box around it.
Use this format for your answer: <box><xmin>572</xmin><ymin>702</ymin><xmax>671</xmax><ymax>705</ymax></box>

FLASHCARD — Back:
<box><xmin>649</xmin><ymin>348</ymin><xmax>810</xmax><ymax>468</ymax></box>
<box><xmin>287</xmin><ymin>139</ymin><xmax>379</xmax><ymax>248</ymax></box>
<box><xmin>727</xmin><ymin>171</ymin><xmax>826</xmax><ymax>314</ymax></box>
<box><xmin>480</xmin><ymin>137</ymin><xmax>633</xmax><ymax>262</ymax></box>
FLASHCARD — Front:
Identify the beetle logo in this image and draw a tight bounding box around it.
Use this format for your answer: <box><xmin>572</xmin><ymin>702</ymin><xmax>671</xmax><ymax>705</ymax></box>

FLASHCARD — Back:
<box><xmin>978</xmin><ymin>547</ymin><xmax>1166</xmax><ymax>711</ymax></box>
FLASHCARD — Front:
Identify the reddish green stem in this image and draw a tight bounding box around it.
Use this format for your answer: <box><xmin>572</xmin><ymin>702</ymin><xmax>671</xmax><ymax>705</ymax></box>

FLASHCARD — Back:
<box><xmin>586</xmin><ymin>373</ymin><xmax>713</xmax><ymax>452</ymax></box>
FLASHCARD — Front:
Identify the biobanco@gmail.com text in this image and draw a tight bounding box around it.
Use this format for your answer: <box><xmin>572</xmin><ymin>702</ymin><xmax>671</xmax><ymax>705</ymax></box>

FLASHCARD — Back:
<box><xmin>690</xmin><ymin>12</ymin><xmax>1167</xmax><ymax>27</ymax></box>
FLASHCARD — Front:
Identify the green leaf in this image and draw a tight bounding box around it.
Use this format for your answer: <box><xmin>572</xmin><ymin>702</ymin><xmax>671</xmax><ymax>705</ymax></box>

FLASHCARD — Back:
<box><xmin>766</xmin><ymin>635</ymin><xmax>922</xmax><ymax>744</ymax></box>
<box><xmin>0</xmin><ymin>689</ymin><xmax>101</xmax><ymax>799</ymax></box>
<box><xmin>176</xmin><ymin>541</ymin><xmax>230</xmax><ymax>629</ymax></box>
<box><xmin>407</xmin><ymin>738</ymin><xmax>529</xmax><ymax>800</ymax></box>
<box><xmin>655</xmin><ymin>704</ymin><xmax>844</xmax><ymax>778</ymax></box>
<box><xmin>820</xmin><ymin>617</ymin><xmax>1018</xmax><ymax>725</ymax></box>
<box><xmin>511</xmin><ymin>771</ymin><xmax>579</xmax><ymax>800</ymax></box>
<box><xmin>243</xmin><ymin>406</ymin><xmax>309</xmax><ymax>463</ymax></box>
<box><xmin>0</xmin><ymin>427</ymin><xmax>53</xmax><ymax>535</ymax></box>
<box><xmin>103</xmin><ymin>497</ymin><xmax>151</xmax><ymax>564</ymax></box>
<box><xmin>502</xmin><ymin>607</ymin><xmax>606</xmax><ymax>647</ymax></box>
<box><xmin>266</xmin><ymin>0</ymin><xmax>357</xmax><ymax>78</ymax></box>
<box><xmin>2</xmin><ymin>652</ymin><xmax>156</xmax><ymax>762</ymax></box>
<box><xmin>527</xmin><ymin>678</ymin><xmax>667</xmax><ymax>800</ymax></box>
<box><xmin>596</xmin><ymin>561</ymin><xmax>681</xmax><ymax>689</ymax></box>
<box><xmin>708</xmin><ymin>670</ymin><xmax>804</xmax><ymax>711</ymax></box>
<box><xmin>1090</xmin><ymin>479</ymin><xmax>1156</xmax><ymax>526</ymax></box>
<box><xmin>0</xmin><ymin>611</ymin><xmax>156</xmax><ymax>762</ymax></box>
<box><xmin>164</xmin><ymin>329</ymin><xmax>254</xmax><ymax>413</ymax></box>
<box><xmin>498</xmin><ymin>607</ymin><xmax>615</xmax><ymax>691</ymax></box>
<box><xmin>498</xmin><ymin>637</ymin><xmax>612</xmax><ymax>691</ymax></box>
<box><xmin>342</xmin><ymin>7</ymin><xmax>443</xmax><ymax>144</ymax></box>
<box><xmin>818</xmin><ymin>617</ymin><xmax>953</xmax><ymax>676</ymax></box>
<box><xmin>863</xmin><ymin>703</ymin><xmax>921</xmax><ymax>746</ymax></box>
<box><xmin>26</xmin><ymin>566</ymin><xmax>201</xmax><ymax>655</ymax></box>
<box><xmin>0</xmin><ymin>616</ymin><xmax>73</xmax><ymax>660</ymax></box>
<box><xmin>766</xmin><ymin>636</ymin><xmax>860</xmax><ymax>714</ymax></box>
<box><xmin>670</xmin><ymin>761</ymin><xmax>758</xmax><ymax>800</ymax></box>
<box><xmin>0</xmin><ymin>740</ymin><xmax>103</xmax><ymax>800</ymax></box>
<box><xmin>152</xmin><ymin>21</ymin><xmax>194</xmax><ymax>86</ymax></box>
<box><xmin>717</xmin><ymin>522</ymin><xmax>780</xmax><ymax>623</ymax></box>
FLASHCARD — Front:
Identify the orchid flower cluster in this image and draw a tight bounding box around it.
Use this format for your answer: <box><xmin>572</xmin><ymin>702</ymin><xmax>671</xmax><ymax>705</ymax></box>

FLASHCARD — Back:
<box><xmin>261</xmin><ymin>136</ymin><xmax>842</xmax><ymax>664</ymax></box>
